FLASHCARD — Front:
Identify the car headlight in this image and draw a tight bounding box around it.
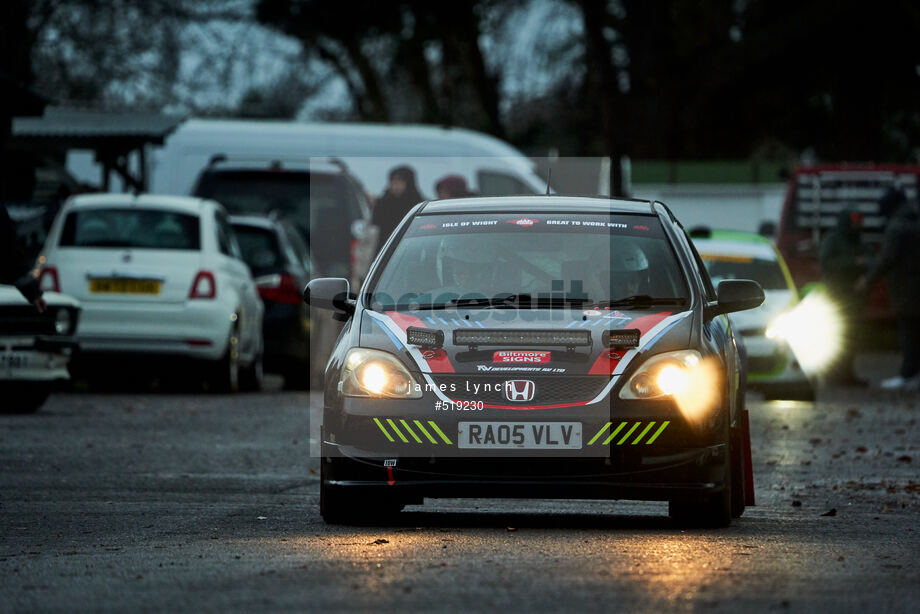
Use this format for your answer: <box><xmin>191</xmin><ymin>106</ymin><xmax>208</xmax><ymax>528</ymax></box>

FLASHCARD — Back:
<box><xmin>54</xmin><ymin>309</ymin><xmax>72</xmax><ymax>335</ymax></box>
<box><xmin>619</xmin><ymin>350</ymin><xmax>702</xmax><ymax>400</ymax></box>
<box><xmin>620</xmin><ymin>349</ymin><xmax>721</xmax><ymax>423</ymax></box>
<box><xmin>764</xmin><ymin>292</ymin><xmax>841</xmax><ymax>373</ymax></box>
<box><xmin>339</xmin><ymin>348</ymin><xmax>423</xmax><ymax>399</ymax></box>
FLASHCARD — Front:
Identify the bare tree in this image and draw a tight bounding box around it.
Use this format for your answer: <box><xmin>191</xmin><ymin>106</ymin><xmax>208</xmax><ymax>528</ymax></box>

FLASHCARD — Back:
<box><xmin>256</xmin><ymin>0</ymin><xmax>511</xmax><ymax>135</ymax></box>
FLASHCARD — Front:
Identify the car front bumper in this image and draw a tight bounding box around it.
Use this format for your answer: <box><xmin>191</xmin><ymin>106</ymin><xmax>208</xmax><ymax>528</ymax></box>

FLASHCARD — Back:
<box><xmin>321</xmin><ymin>392</ymin><xmax>731</xmax><ymax>502</ymax></box>
<box><xmin>743</xmin><ymin>335</ymin><xmax>810</xmax><ymax>386</ymax></box>
<box><xmin>322</xmin><ymin>443</ymin><xmax>729</xmax><ymax>502</ymax></box>
<box><xmin>0</xmin><ymin>335</ymin><xmax>75</xmax><ymax>382</ymax></box>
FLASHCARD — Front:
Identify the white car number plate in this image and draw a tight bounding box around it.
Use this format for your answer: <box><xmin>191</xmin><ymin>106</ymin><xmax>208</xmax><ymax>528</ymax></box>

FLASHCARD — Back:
<box><xmin>457</xmin><ymin>421</ymin><xmax>582</xmax><ymax>450</ymax></box>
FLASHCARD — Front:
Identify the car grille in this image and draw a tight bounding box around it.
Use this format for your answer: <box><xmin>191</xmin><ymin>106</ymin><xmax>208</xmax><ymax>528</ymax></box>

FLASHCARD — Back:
<box><xmin>0</xmin><ymin>306</ymin><xmax>57</xmax><ymax>336</ymax></box>
<box><xmin>430</xmin><ymin>375</ymin><xmax>610</xmax><ymax>404</ymax></box>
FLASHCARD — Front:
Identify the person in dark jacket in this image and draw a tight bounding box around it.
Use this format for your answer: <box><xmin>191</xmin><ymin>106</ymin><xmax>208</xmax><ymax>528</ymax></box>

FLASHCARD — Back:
<box><xmin>371</xmin><ymin>166</ymin><xmax>425</xmax><ymax>248</ymax></box>
<box><xmin>1</xmin><ymin>204</ymin><xmax>45</xmax><ymax>312</ymax></box>
<box><xmin>858</xmin><ymin>198</ymin><xmax>920</xmax><ymax>390</ymax></box>
<box><xmin>819</xmin><ymin>209</ymin><xmax>872</xmax><ymax>384</ymax></box>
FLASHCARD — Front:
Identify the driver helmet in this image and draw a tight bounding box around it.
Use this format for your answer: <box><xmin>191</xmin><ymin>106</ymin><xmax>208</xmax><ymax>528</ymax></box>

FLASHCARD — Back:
<box><xmin>437</xmin><ymin>235</ymin><xmax>499</xmax><ymax>290</ymax></box>
<box><xmin>598</xmin><ymin>240</ymin><xmax>649</xmax><ymax>297</ymax></box>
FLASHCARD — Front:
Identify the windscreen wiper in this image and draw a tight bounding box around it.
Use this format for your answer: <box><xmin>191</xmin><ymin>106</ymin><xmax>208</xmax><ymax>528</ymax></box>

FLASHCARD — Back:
<box><xmin>598</xmin><ymin>295</ymin><xmax>688</xmax><ymax>308</ymax></box>
<box><xmin>382</xmin><ymin>300</ymin><xmax>505</xmax><ymax>311</ymax></box>
<box><xmin>449</xmin><ymin>295</ymin><xmax>594</xmax><ymax>309</ymax></box>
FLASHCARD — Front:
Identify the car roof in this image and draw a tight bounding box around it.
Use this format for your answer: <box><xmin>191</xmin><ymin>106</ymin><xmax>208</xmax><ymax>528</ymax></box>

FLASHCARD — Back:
<box><xmin>66</xmin><ymin>193</ymin><xmax>213</xmax><ymax>215</ymax></box>
<box><xmin>202</xmin><ymin>160</ymin><xmax>345</xmax><ymax>176</ymax></box>
<box><xmin>419</xmin><ymin>195</ymin><xmax>658</xmax><ymax>215</ymax></box>
<box><xmin>693</xmin><ymin>230</ymin><xmax>777</xmax><ymax>260</ymax></box>
<box><xmin>179</xmin><ymin>119</ymin><xmax>529</xmax><ymax>159</ymax></box>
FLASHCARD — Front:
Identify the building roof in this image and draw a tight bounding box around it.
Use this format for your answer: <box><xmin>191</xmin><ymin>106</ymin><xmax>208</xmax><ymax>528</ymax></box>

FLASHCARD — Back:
<box><xmin>12</xmin><ymin>107</ymin><xmax>184</xmax><ymax>145</ymax></box>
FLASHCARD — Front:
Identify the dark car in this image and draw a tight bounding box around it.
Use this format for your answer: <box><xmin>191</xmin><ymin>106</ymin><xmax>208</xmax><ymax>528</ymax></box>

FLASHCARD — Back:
<box><xmin>305</xmin><ymin>196</ymin><xmax>763</xmax><ymax>527</ymax></box>
<box><xmin>193</xmin><ymin>157</ymin><xmax>371</xmax><ymax>281</ymax></box>
<box><xmin>0</xmin><ymin>285</ymin><xmax>80</xmax><ymax>413</ymax></box>
<box><xmin>230</xmin><ymin>214</ymin><xmax>313</xmax><ymax>388</ymax></box>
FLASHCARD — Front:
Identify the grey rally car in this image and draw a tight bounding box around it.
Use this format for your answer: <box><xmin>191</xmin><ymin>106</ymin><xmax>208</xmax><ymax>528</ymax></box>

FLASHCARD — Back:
<box><xmin>305</xmin><ymin>196</ymin><xmax>764</xmax><ymax>527</ymax></box>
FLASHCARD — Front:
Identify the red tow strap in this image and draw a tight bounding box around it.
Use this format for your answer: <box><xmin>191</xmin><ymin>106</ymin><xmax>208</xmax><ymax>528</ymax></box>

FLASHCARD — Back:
<box><xmin>742</xmin><ymin>409</ymin><xmax>756</xmax><ymax>506</ymax></box>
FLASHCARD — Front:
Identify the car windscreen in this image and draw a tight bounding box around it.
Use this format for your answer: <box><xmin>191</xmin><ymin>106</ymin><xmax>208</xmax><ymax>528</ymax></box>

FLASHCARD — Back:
<box><xmin>368</xmin><ymin>212</ymin><xmax>688</xmax><ymax>310</ymax></box>
<box><xmin>232</xmin><ymin>224</ymin><xmax>282</xmax><ymax>273</ymax></box>
<box><xmin>701</xmin><ymin>254</ymin><xmax>787</xmax><ymax>290</ymax></box>
<box><xmin>59</xmin><ymin>208</ymin><xmax>200</xmax><ymax>250</ymax></box>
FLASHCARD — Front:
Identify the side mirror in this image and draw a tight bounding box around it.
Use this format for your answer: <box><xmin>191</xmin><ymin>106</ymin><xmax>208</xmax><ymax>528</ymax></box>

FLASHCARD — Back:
<box><xmin>303</xmin><ymin>277</ymin><xmax>355</xmax><ymax>316</ymax></box>
<box><xmin>706</xmin><ymin>279</ymin><xmax>764</xmax><ymax>319</ymax></box>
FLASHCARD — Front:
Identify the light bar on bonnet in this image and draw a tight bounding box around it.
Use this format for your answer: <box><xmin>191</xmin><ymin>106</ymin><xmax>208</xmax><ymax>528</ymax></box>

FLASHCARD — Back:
<box><xmin>602</xmin><ymin>328</ymin><xmax>640</xmax><ymax>349</ymax></box>
<box><xmin>406</xmin><ymin>326</ymin><xmax>444</xmax><ymax>349</ymax></box>
<box><xmin>453</xmin><ymin>329</ymin><xmax>591</xmax><ymax>347</ymax></box>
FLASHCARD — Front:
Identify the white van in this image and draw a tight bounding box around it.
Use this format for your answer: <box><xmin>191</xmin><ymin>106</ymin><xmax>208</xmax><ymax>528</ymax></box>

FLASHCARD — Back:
<box><xmin>148</xmin><ymin>120</ymin><xmax>546</xmax><ymax>199</ymax></box>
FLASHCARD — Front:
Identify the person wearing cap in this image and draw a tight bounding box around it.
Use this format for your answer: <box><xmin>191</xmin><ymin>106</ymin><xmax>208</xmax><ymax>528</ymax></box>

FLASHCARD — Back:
<box><xmin>1</xmin><ymin>204</ymin><xmax>45</xmax><ymax>313</ymax></box>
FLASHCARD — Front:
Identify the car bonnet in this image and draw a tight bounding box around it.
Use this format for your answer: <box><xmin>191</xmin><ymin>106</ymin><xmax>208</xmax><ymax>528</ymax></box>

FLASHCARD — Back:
<box><xmin>359</xmin><ymin>306</ymin><xmax>693</xmax><ymax>378</ymax></box>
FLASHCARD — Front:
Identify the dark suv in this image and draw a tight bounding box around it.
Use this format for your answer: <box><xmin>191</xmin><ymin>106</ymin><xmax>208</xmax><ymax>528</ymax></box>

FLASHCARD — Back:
<box><xmin>192</xmin><ymin>157</ymin><xmax>370</xmax><ymax>280</ymax></box>
<box><xmin>305</xmin><ymin>196</ymin><xmax>763</xmax><ymax>527</ymax></box>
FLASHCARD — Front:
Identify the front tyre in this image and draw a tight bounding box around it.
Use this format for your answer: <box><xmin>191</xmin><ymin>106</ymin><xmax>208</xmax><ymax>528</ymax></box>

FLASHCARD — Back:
<box><xmin>320</xmin><ymin>459</ymin><xmax>404</xmax><ymax>525</ymax></box>
<box><xmin>669</xmin><ymin>473</ymin><xmax>732</xmax><ymax>528</ymax></box>
<box><xmin>670</xmin><ymin>419</ymin><xmax>733</xmax><ymax>528</ymax></box>
<box><xmin>2</xmin><ymin>385</ymin><xmax>50</xmax><ymax>414</ymax></box>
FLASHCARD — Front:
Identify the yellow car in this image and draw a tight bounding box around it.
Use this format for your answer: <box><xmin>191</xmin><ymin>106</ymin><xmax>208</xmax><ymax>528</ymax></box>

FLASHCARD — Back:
<box><xmin>692</xmin><ymin>229</ymin><xmax>815</xmax><ymax>401</ymax></box>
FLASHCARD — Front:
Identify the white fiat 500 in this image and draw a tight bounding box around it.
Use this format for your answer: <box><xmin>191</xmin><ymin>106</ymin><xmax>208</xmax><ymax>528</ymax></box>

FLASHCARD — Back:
<box><xmin>38</xmin><ymin>194</ymin><xmax>264</xmax><ymax>392</ymax></box>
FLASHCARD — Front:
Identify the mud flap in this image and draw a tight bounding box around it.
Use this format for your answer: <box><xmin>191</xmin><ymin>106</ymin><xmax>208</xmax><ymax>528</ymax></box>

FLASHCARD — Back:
<box><xmin>742</xmin><ymin>409</ymin><xmax>755</xmax><ymax>506</ymax></box>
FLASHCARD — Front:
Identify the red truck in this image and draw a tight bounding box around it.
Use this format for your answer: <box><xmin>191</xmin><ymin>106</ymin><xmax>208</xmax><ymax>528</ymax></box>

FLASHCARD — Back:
<box><xmin>775</xmin><ymin>163</ymin><xmax>920</xmax><ymax>321</ymax></box>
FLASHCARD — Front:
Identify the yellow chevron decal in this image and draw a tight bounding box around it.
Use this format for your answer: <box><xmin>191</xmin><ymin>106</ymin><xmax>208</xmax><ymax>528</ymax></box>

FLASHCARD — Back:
<box><xmin>372</xmin><ymin>419</ymin><xmax>668</xmax><ymax>446</ymax></box>
<box><xmin>371</xmin><ymin>419</ymin><xmax>453</xmax><ymax>445</ymax></box>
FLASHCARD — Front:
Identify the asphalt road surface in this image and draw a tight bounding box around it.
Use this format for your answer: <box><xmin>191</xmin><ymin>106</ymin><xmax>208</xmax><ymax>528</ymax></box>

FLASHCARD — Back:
<box><xmin>1</xmin><ymin>356</ymin><xmax>918</xmax><ymax>612</ymax></box>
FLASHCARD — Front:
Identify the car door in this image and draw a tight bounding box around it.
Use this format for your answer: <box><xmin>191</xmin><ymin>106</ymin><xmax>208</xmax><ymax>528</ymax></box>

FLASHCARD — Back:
<box><xmin>215</xmin><ymin>209</ymin><xmax>262</xmax><ymax>359</ymax></box>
